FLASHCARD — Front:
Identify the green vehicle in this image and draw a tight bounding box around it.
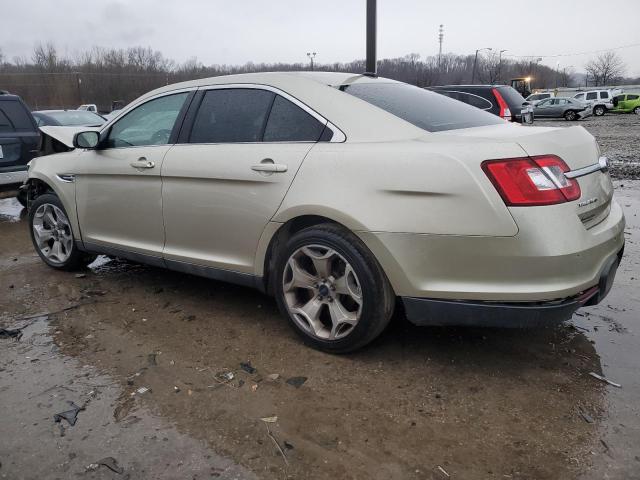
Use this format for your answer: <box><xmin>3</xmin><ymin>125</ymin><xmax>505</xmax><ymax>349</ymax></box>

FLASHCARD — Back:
<box><xmin>612</xmin><ymin>93</ymin><xmax>640</xmax><ymax>114</ymax></box>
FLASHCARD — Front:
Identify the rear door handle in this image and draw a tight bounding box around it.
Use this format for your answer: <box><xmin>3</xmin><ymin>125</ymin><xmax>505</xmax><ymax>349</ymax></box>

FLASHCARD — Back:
<box><xmin>130</xmin><ymin>158</ymin><xmax>155</xmax><ymax>169</ymax></box>
<box><xmin>251</xmin><ymin>159</ymin><xmax>287</xmax><ymax>173</ymax></box>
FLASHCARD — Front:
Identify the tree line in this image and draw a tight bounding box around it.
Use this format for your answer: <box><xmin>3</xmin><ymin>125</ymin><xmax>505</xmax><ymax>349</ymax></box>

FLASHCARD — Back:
<box><xmin>0</xmin><ymin>43</ymin><xmax>634</xmax><ymax>112</ymax></box>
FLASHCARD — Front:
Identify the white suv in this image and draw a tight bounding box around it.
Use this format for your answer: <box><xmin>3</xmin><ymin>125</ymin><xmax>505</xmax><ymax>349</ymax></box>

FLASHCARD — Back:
<box><xmin>573</xmin><ymin>90</ymin><xmax>614</xmax><ymax>116</ymax></box>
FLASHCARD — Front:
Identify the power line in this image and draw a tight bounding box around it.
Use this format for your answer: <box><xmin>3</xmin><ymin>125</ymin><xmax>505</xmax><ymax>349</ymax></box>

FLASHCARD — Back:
<box><xmin>503</xmin><ymin>42</ymin><xmax>640</xmax><ymax>59</ymax></box>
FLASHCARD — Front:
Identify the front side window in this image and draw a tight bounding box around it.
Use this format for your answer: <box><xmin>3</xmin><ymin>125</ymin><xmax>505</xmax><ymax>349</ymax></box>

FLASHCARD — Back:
<box><xmin>574</xmin><ymin>93</ymin><xmax>585</xmax><ymax>100</ymax></box>
<box><xmin>190</xmin><ymin>89</ymin><xmax>274</xmax><ymax>143</ymax></box>
<box><xmin>343</xmin><ymin>83</ymin><xmax>503</xmax><ymax>132</ymax></box>
<box><xmin>263</xmin><ymin>95</ymin><xmax>326</xmax><ymax>142</ymax></box>
<box><xmin>537</xmin><ymin>99</ymin><xmax>551</xmax><ymax>106</ymax></box>
<box><xmin>106</xmin><ymin>92</ymin><xmax>188</xmax><ymax>148</ymax></box>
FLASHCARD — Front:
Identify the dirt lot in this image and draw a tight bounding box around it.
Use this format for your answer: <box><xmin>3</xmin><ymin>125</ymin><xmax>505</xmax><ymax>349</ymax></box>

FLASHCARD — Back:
<box><xmin>1</xmin><ymin>117</ymin><xmax>639</xmax><ymax>479</ymax></box>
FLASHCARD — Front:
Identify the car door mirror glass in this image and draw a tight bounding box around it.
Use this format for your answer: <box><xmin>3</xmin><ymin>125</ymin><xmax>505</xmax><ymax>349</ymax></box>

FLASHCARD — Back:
<box><xmin>73</xmin><ymin>131</ymin><xmax>100</xmax><ymax>149</ymax></box>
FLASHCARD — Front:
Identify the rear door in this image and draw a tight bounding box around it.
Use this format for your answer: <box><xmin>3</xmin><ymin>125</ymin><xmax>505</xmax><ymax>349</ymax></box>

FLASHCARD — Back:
<box><xmin>161</xmin><ymin>86</ymin><xmax>328</xmax><ymax>274</ymax></box>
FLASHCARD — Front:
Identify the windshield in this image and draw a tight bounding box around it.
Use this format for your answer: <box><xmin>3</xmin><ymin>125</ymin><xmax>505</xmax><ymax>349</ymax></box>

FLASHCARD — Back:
<box><xmin>46</xmin><ymin>110</ymin><xmax>105</xmax><ymax>126</ymax></box>
<box><xmin>341</xmin><ymin>82</ymin><xmax>503</xmax><ymax>132</ymax></box>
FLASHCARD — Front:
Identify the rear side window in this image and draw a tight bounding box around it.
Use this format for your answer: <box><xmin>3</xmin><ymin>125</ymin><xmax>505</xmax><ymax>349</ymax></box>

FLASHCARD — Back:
<box><xmin>190</xmin><ymin>89</ymin><xmax>274</xmax><ymax>143</ymax></box>
<box><xmin>0</xmin><ymin>100</ymin><xmax>35</xmax><ymax>132</ymax></box>
<box><xmin>600</xmin><ymin>91</ymin><xmax>609</xmax><ymax>99</ymax></box>
<box><xmin>446</xmin><ymin>91</ymin><xmax>493</xmax><ymax>110</ymax></box>
<box><xmin>628</xmin><ymin>94</ymin><xmax>639</xmax><ymax>100</ymax></box>
<box><xmin>586</xmin><ymin>92</ymin><xmax>598</xmax><ymax>100</ymax></box>
<box><xmin>264</xmin><ymin>96</ymin><xmax>325</xmax><ymax>142</ymax></box>
<box><xmin>343</xmin><ymin>83</ymin><xmax>503</xmax><ymax>132</ymax></box>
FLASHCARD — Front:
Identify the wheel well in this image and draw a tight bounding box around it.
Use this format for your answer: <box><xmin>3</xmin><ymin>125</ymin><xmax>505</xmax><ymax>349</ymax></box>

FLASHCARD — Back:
<box><xmin>26</xmin><ymin>178</ymin><xmax>55</xmax><ymax>205</ymax></box>
<box><xmin>261</xmin><ymin>215</ymin><xmax>342</xmax><ymax>295</ymax></box>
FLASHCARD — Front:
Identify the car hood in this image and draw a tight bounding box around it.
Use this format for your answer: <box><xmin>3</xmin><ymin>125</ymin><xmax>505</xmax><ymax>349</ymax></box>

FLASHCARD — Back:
<box><xmin>39</xmin><ymin>126</ymin><xmax>100</xmax><ymax>148</ymax></box>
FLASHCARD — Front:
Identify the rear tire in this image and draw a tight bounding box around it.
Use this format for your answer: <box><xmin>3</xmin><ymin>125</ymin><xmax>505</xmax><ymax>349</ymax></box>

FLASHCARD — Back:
<box><xmin>593</xmin><ymin>105</ymin><xmax>605</xmax><ymax>116</ymax></box>
<box><xmin>274</xmin><ymin>223</ymin><xmax>395</xmax><ymax>353</ymax></box>
<box><xmin>29</xmin><ymin>193</ymin><xmax>95</xmax><ymax>271</ymax></box>
<box><xmin>564</xmin><ymin>110</ymin><xmax>577</xmax><ymax>121</ymax></box>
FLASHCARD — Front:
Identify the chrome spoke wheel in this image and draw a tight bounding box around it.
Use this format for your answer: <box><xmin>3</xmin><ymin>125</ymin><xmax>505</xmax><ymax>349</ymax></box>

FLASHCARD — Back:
<box><xmin>32</xmin><ymin>203</ymin><xmax>73</xmax><ymax>264</ymax></box>
<box><xmin>283</xmin><ymin>245</ymin><xmax>363</xmax><ymax>341</ymax></box>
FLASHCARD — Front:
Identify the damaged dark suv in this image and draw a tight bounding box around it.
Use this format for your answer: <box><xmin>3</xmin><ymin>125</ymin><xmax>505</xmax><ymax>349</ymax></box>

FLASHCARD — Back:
<box><xmin>0</xmin><ymin>92</ymin><xmax>40</xmax><ymax>205</ymax></box>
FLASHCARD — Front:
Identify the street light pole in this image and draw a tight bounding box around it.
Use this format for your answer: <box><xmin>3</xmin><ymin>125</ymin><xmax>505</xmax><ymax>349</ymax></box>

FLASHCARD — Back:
<box><xmin>306</xmin><ymin>52</ymin><xmax>316</xmax><ymax>71</ymax></box>
<box><xmin>471</xmin><ymin>47</ymin><xmax>492</xmax><ymax>84</ymax></box>
<box><xmin>498</xmin><ymin>49</ymin><xmax>507</xmax><ymax>83</ymax></box>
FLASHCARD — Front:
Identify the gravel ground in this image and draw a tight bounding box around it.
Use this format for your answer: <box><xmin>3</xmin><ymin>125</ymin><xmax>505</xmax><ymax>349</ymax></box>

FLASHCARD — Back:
<box><xmin>536</xmin><ymin>113</ymin><xmax>640</xmax><ymax>179</ymax></box>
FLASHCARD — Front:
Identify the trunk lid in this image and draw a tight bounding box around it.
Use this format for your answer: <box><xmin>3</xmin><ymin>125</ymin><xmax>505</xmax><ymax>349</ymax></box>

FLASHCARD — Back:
<box><xmin>440</xmin><ymin>124</ymin><xmax>614</xmax><ymax>228</ymax></box>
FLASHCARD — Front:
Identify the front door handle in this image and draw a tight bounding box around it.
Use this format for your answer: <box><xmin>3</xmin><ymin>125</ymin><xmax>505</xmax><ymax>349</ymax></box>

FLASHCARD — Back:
<box><xmin>251</xmin><ymin>159</ymin><xmax>287</xmax><ymax>173</ymax></box>
<box><xmin>130</xmin><ymin>158</ymin><xmax>155</xmax><ymax>169</ymax></box>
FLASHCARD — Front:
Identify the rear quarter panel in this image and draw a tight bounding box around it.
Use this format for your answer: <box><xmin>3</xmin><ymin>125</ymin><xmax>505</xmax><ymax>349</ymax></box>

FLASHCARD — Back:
<box><xmin>274</xmin><ymin>136</ymin><xmax>525</xmax><ymax>236</ymax></box>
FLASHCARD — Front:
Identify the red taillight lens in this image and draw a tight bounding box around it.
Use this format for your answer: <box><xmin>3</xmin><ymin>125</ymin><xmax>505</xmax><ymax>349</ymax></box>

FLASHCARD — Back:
<box><xmin>482</xmin><ymin>155</ymin><xmax>581</xmax><ymax>206</ymax></box>
<box><xmin>492</xmin><ymin>88</ymin><xmax>512</xmax><ymax>120</ymax></box>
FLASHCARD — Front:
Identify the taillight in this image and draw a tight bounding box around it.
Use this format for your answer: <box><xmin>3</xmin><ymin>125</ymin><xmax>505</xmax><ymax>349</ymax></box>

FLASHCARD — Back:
<box><xmin>492</xmin><ymin>88</ymin><xmax>512</xmax><ymax>120</ymax></box>
<box><xmin>482</xmin><ymin>155</ymin><xmax>581</xmax><ymax>206</ymax></box>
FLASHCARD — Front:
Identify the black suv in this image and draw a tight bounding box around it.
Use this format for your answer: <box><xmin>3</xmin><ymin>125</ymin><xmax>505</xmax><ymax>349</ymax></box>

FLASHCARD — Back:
<box><xmin>0</xmin><ymin>92</ymin><xmax>39</xmax><ymax>204</ymax></box>
<box><xmin>428</xmin><ymin>85</ymin><xmax>534</xmax><ymax>124</ymax></box>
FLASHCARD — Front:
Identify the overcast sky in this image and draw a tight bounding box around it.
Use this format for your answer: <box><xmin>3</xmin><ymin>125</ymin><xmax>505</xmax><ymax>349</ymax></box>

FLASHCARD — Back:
<box><xmin>3</xmin><ymin>0</ymin><xmax>640</xmax><ymax>75</ymax></box>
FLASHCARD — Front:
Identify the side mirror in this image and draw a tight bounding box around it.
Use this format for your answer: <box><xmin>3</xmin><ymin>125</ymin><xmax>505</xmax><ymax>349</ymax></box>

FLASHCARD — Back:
<box><xmin>73</xmin><ymin>131</ymin><xmax>100</xmax><ymax>149</ymax></box>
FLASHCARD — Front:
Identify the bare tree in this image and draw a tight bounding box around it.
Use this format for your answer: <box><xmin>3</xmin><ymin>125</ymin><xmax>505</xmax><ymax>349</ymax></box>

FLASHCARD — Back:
<box><xmin>585</xmin><ymin>51</ymin><xmax>626</xmax><ymax>86</ymax></box>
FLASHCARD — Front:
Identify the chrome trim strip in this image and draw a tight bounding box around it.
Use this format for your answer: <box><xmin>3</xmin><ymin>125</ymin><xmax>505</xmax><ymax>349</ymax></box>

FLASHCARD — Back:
<box><xmin>565</xmin><ymin>156</ymin><xmax>609</xmax><ymax>179</ymax></box>
<box><xmin>56</xmin><ymin>174</ymin><xmax>76</xmax><ymax>183</ymax></box>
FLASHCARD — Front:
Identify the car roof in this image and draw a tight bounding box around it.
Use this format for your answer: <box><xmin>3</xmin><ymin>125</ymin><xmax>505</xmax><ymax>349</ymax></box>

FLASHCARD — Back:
<box><xmin>0</xmin><ymin>94</ymin><xmax>23</xmax><ymax>102</ymax></box>
<box><xmin>139</xmin><ymin>71</ymin><xmax>397</xmax><ymax>100</ymax></box>
<box><xmin>431</xmin><ymin>85</ymin><xmax>507</xmax><ymax>90</ymax></box>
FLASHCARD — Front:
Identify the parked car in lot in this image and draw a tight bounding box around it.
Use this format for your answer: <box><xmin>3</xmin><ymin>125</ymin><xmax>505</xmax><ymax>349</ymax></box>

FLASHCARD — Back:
<box><xmin>573</xmin><ymin>90</ymin><xmax>614</xmax><ymax>116</ymax></box>
<box><xmin>428</xmin><ymin>85</ymin><xmax>534</xmax><ymax>123</ymax></box>
<box><xmin>0</xmin><ymin>92</ymin><xmax>39</xmax><ymax>204</ymax></box>
<box><xmin>611</xmin><ymin>93</ymin><xmax>640</xmax><ymax>114</ymax></box>
<box><xmin>526</xmin><ymin>92</ymin><xmax>554</xmax><ymax>104</ymax></box>
<box><xmin>32</xmin><ymin>110</ymin><xmax>106</xmax><ymax>127</ymax></box>
<box><xmin>24</xmin><ymin>72</ymin><xmax>624</xmax><ymax>352</ymax></box>
<box><xmin>77</xmin><ymin>104</ymin><xmax>98</xmax><ymax>113</ymax></box>
<box><xmin>532</xmin><ymin>97</ymin><xmax>592</xmax><ymax>121</ymax></box>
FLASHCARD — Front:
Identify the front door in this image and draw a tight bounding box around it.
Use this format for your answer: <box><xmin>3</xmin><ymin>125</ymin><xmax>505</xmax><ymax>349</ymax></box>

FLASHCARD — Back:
<box><xmin>75</xmin><ymin>91</ymin><xmax>191</xmax><ymax>259</ymax></box>
<box><xmin>161</xmin><ymin>87</ymin><xmax>329</xmax><ymax>274</ymax></box>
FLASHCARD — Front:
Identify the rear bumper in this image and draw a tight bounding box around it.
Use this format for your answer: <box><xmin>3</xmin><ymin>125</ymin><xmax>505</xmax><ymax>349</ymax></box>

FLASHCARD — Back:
<box><xmin>0</xmin><ymin>168</ymin><xmax>27</xmax><ymax>190</ymax></box>
<box><xmin>402</xmin><ymin>245</ymin><xmax>623</xmax><ymax>327</ymax></box>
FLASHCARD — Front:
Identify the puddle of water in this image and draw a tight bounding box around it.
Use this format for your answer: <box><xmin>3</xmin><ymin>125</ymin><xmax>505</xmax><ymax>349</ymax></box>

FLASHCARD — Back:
<box><xmin>0</xmin><ymin>313</ymin><xmax>256</xmax><ymax>480</ymax></box>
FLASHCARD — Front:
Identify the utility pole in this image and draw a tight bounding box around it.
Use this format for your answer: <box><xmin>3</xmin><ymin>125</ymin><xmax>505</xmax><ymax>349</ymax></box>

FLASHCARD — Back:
<box><xmin>437</xmin><ymin>24</ymin><xmax>444</xmax><ymax>71</ymax></box>
<box><xmin>471</xmin><ymin>47</ymin><xmax>492</xmax><ymax>84</ymax></box>
<box><xmin>306</xmin><ymin>52</ymin><xmax>316</xmax><ymax>71</ymax></box>
<box><xmin>365</xmin><ymin>0</ymin><xmax>377</xmax><ymax>75</ymax></box>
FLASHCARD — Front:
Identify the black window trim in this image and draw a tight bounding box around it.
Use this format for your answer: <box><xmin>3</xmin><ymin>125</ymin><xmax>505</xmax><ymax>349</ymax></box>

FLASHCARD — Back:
<box><xmin>176</xmin><ymin>83</ymin><xmax>345</xmax><ymax>145</ymax></box>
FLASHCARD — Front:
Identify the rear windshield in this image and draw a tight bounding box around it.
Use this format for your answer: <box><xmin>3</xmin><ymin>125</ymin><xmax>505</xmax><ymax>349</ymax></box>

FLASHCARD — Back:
<box><xmin>495</xmin><ymin>86</ymin><xmax>527</xmax><ymax>107</ymax></box>
<box><xmin>341</xmin><ymin>83</ymin><xmax>503</xmax><ymax>132</ymax></box>
<box><xmin>45</xmin><ymin>110</ymin><xmax>105</xmax><ymax>126</ymax></box>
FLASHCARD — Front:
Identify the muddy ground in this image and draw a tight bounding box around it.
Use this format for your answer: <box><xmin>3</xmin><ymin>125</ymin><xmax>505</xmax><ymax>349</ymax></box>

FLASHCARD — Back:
<box><xmin>1</xmin><ymin>119</ymin><xmax>639</xmax><ymax>479</ymax></box>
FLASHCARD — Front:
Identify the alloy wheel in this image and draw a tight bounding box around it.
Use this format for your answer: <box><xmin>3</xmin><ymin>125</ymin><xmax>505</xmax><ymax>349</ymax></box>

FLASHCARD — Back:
<box><xmin>32</xmin><ymin>203</ymin><xmax>73</xmax><ymax>264</ymax></box>
<box><xmin>282</xmin><ymin>245</ymin><xmax>363</xmax><ymax>341</ymax></box>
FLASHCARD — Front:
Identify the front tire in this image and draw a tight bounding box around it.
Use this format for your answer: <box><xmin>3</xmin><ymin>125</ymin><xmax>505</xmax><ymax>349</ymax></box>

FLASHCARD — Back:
<box><xmin>29</xmin><ymin>193</ymin><xmax>95</xmax><ymax>271</ymax></box>
<box><xmin>593</xmin><ymin>105</ymin><xmax>605</xmax><ymax>116</ymax></box>
<box><xmin>564</xmin><ymin>110</ymin><xmax>577</xmax><ymax>121</ymax></box>
<box><xmin>634</xmin><ymin>106</ymin><xmax>640</xmax><ymax>115</ymax></box>
<box><xmin>274</xmin><ymin>224</ymin><xmax>395</xmax><ymax>353</ymax></box>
